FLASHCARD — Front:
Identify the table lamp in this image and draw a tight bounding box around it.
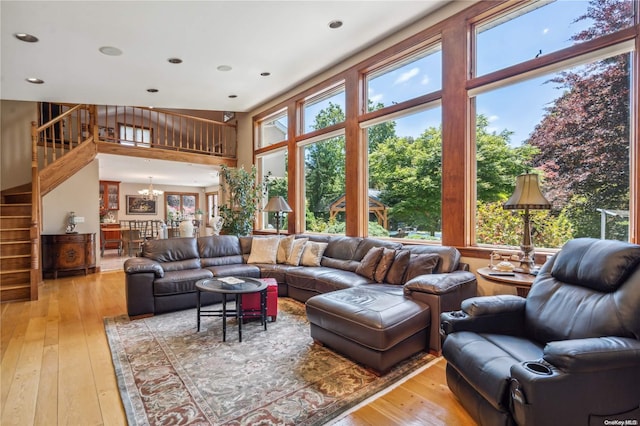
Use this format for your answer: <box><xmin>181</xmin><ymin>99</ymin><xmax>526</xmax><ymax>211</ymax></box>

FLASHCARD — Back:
<box><xmin>503</xmin><ymin>173</ymin><xmax>551</xmax><ymax>273</ymax></box>
<box><xmin>264</xmin><ymin>196</ymin><xmax>292</xmax><ymax>235</ymax></box>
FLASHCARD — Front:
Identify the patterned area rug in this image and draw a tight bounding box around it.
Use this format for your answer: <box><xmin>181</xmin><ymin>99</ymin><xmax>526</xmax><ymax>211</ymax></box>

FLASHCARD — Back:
<box><xmin>105</xmin><ymin>298</ymin><xmax>435</xmax><ymax>425</ymax></box>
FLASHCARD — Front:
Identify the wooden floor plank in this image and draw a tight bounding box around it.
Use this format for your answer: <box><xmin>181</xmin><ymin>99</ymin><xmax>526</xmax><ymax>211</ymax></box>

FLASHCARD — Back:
<box><xmin>1</xmin><ymin>316</ymin><xmax>46</xmax><ymax>426</ymax></box>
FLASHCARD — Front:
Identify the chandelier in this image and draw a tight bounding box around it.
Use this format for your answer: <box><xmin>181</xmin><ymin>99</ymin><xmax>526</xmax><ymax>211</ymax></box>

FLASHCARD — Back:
<box><xmin>138</xmin><ymin>177</ymin><xmax>163</xmax><ymax>201</ymax></box>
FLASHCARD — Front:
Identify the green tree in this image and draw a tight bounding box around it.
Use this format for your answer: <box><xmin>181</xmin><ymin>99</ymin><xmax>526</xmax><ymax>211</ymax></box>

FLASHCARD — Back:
<box><xmin>304</xmin><ymin>102</ymin><xmax>346</xmax><ymax>229</ymax></box>
<box><xmin>476</xmin><ymin>201</ymin><xmax>573</xmax><ymax>248</ymax></box>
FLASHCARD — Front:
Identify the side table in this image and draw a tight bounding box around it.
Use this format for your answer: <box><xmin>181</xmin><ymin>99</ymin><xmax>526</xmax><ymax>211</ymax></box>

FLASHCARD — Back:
<box><xmin>195</xmin><ymin>277</ymin><xmax>268</xmax><ymax>342</ymax></box>
<box><xmin>477</xmin><ymin>267</ymin><xmax>535</xmax><ymax>297</ymax></box>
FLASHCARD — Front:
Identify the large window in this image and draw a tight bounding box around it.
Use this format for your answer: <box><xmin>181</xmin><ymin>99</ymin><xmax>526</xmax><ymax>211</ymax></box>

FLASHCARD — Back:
<box><xmin>367</xmin><ymin>106</ymin><xmax>443</xmax><ymax>240</ymax></box>
<box><xmin>474</xmin><ymin>2</ymin><xmax>634</xmax><ymax>248</ymax></box>
<box><xmin>302</xmin><ymin>85</ymin><xmax>345</xmax><ymax>134</ymax></box>
<box><xmin>257</xmin><ymin>149</ymin><xmax>289</xmax><ymax>231</ymax></box>
<box><xmin>302</xmin><ymin>132</ymin><xmax>346</xmax><ymax>234</ymax></box>
<box><xmin>366</xmin><ymin>44</ymin><xmax>442</xmax><ymax>109</ymax></box>
<box><xmin>252</xmin><ymin>0</ymin><xmax>639</xmax><ymax>247</ymax></box>
<box><xmin>257</xmin><ymin>109</ymin><xmax>288</xmax><ymax>149</ymax></box>
<box><xmin>475</xmin><ymin>0</ymin><xmax>635</xmax><ymax>76</ymax></box>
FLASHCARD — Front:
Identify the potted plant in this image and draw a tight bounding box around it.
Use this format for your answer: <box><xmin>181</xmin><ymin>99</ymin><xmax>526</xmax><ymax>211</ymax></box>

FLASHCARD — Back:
<box><xmin>195</xmin><ymin>209</ymin><xmax>204</xmax><ymax>221</ymax></box>
<box><xmin>219</xmin><ymin>165</ymin><xmax>261</xmax><ymax>236</ymax></box>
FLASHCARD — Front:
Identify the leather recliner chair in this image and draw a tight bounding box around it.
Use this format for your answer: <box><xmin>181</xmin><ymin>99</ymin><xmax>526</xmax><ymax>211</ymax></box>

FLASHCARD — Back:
<box><xmin>440</xmin><ymin>238</ymin><xmax>640</xmax><ymax>426</ymax></box>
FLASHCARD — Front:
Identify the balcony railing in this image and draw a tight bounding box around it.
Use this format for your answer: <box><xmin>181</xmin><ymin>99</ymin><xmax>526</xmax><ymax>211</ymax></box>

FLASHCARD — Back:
<box><xmin>93</xmin><ymin>105</ymin><xmax>237</xmax><ymax>157</ymax></box>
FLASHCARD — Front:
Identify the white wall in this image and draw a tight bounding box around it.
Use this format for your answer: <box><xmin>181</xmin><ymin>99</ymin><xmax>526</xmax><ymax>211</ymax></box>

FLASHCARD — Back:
<box><xmin>1</xmin><ymin>100</ymin><xmax>36</xmax><ymax>190</ymax></box>
<box><xmin>42</xmin><ymin>159</ymin><xmax>101</xmax><ymax>260</ymax></box>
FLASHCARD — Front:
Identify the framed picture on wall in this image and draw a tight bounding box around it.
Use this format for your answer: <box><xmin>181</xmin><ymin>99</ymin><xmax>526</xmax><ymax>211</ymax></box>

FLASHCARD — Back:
<box><xmin>126</xmin><ymin>195</ymin><xmax>157</xmax><ymax>215</ymax></box>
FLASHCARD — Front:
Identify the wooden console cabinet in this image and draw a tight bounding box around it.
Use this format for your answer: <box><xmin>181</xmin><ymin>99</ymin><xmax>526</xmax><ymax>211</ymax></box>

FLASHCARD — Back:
<box><xmin>42</xmin><ymin>233</ymin><xmax>96</xmax><ymax>279</ymax></box>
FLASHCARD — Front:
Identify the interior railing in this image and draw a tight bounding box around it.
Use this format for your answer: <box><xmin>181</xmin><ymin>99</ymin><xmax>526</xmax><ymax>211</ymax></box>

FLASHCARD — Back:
<box><xmin>94</xmin><ymin>105</ymin><xmax>237</xmax><ymax>157</ymax></box>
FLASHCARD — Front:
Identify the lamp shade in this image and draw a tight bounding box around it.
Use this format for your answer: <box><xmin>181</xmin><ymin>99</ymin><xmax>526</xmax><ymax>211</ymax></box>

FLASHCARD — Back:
<box><xmin>503</xmin><ymin>174</ymin><xmax>551</xmax><ymax>210</ymax></box>
<box><xmin>264</xmin><ymin>196</ymin><xmax>292</xmax><ymax>213</ymax></box>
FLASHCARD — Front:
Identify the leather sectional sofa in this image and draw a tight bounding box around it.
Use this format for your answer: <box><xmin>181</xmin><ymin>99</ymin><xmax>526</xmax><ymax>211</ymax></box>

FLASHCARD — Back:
<box><xmin>124</xmin><ymin>234</ymin><xmax>477</xmax><ymax>357</ymax></box>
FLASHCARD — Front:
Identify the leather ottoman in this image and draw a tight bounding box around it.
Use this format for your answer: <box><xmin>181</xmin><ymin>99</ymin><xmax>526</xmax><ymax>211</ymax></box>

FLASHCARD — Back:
<box><xmin>242</xmin><ymin>277</ymin><xmax>278</xmax><ymax>322</ymax></box>
<box><xmin>305</xmin><ymin>285</ymin><xmax>431</xmax><ymax>373</ymax></box>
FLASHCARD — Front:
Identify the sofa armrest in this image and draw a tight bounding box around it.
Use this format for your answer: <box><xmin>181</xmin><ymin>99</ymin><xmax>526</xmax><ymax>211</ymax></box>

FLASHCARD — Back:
<box><xmin>124</xmin><ymin>257</ymin><xmax>164</xmax><ymax>278</ymax></box>
<box><xmin>403</xmin><ymin>270</ymin><xmax>477</xmax><ymax>295</ymax></box>
<box><xmin>403</xmin><ymin>271</ymin><xmax>477</xmax><ymax>354</ymax></box>
<box><xmin>440</xmin><ymin>295</ymin><xmax>526</xmax><ymax>336</ymax></box>
<box><xmin>543</xmin><ymin>336</ymin><xmax>640</xmax><ymax>372</ymax></box>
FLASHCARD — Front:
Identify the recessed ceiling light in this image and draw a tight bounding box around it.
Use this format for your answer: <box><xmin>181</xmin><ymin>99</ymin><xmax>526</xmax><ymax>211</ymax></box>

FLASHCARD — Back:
<box><xmin>14</xmin><ymin>33</ymin><xmax>39</xmax><ymax>43</ymax></box>
<box><xmin>328</xmin><ymin>20</ymin><xmax>343</xmax><ymax>29</ymax></box>
<box><xmin>217</xmin><ymin>65</ymin><xmax>232</xmax><ymax>72</ymax></box>
<box><xmin>26</xmin><ymin>77</ymin><xmax>44</xmax><ymax>84</ymax></box>
<box><xmin>147</xmin><ymin>88</ymin><xmax>159</xmax><ymax>93</ymax></box>
<box><xmin>228</xmin><ymin>94</ymin><xmax>237</xmax><ymax>99</ymax></box>
<box><xmin>99</xmin><ymin>46</ymin><xmax>122</xmax><ymax>56</ymax></box>
<box><xmin>168</xmin><ymin>58</ymin><xmax>183</xmax><ymax>64</ymax></box>
<box><xmin>260</xmin><ymin>72</ymin><xmax>271</xmax><ymax>77</ymax></box>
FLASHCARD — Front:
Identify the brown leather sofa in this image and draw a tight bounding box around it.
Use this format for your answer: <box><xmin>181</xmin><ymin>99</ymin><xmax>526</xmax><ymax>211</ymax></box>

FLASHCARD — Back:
<box><xmin>124</xmin><ymin>234</ymin><xmax>477</xmax><ymax>355</ymax></box>
<box><xmin>440</xmin><ymin>238</ymin><xmax>640</xmax><ymax>426</ymax></box>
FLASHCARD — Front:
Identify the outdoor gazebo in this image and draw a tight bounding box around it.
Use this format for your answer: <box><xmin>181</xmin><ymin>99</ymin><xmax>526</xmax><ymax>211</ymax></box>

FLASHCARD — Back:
<box><xmin>329</xmin><ymin>190</ymin><xmax>388</xmax><ymax>230</ymax></box>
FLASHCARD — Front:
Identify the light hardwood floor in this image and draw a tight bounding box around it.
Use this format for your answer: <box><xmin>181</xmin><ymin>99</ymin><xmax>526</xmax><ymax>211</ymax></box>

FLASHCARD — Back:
<box><xmin>1</xmin><ymin>269</ymin><xmax>476</xmax><ymax>426</ymax></box>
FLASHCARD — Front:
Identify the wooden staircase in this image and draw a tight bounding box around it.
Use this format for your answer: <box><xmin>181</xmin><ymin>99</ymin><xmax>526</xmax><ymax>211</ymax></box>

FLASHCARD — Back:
<box><xmin>1</xmin><ymin>185</ymin><xmax>36</xmax><ymax>302</ymax></box>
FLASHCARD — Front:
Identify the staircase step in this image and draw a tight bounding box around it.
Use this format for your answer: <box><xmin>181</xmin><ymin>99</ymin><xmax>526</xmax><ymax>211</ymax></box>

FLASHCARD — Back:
<box><xmin>1</xmin><ymin>228</ymin><xmax>30</xmax><ymax>241</ymax></box>
<box><xmin>0</xmin><ymin>216</ymin><xmax>31</xmax><ymax>228</ymax></box>
<box><xmin>0</xmin><ymin>270</ymin><xmax>30</xmax><ymax>285</ymax></box>
<box><xmin>2</xmin><ymin>192</ymin><xmax>32</xmax><ymax>204</ymax></box>
<box><xmin>0</xmin><ymin>284</ymin><xmax>31</xmax><ymax>302</ymax></box>
<box><xmin>0</xmin><ymin>204</ymin><xmax>31</xmax><ymax>216</ymax></box>
<box><xmin>0</xmin><ymin>241</ymin><xmax>31</xmax><ymax>257</ymax></box>
<box><xmin>1</xmin><ymin>255</ymin><xmax>31</xmax><ymax>271</ymax></box>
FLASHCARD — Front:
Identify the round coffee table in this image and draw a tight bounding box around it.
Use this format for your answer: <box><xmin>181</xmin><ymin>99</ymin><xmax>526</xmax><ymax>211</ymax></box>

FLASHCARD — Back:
<box><xmin>196</xmin><ymin>277</ymin><xmax>268</xmax><ymax>342</ymax></box>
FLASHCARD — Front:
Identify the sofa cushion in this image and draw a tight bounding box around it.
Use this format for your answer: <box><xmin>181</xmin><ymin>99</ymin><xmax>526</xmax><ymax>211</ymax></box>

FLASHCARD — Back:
<box><xmin>247</xmin><ymin>237</ymin><xmax>280</xmax><ymax>264</ymax></box>
<box><xmin>374</xmin><ymin>248</ymin><xmax>396</xmax><ymax>283</ymax></box>
<box><xmin>386</xmin><ymin>250</ymin><xmax>411</xmax><ymax>285</ymax></box>
<box><xmin>205</xmin><ymin>263</ymin><xmax>261</xmax><ymax>278</ymax></box>
<box><xmin>197</xmin><ymin>235</ymin><xmax>242</xmax><ymax>258</ymax></box>
<box><xmin>323</xmin><ymin>236</ymin><xmax>362</xmax><ymax>261</ymax></box>
<box><xmin>285</xmin><ymin>238</ymin><xmax>308</xmax><ymax>266</ymax></box>
<box><xmin>142</xmin><ymin>237</ymin><xmax>199</xmax><ymax>262</ymax></box>
<box><xmin>277</xmin><ymin>235</ymin><xmax>296</xmax><ymax>264</ymax></box>
<box><xmin>551</xmin><ymin>238</ymin><xmax>640</xmax><ymax>292</ymax></box>
<box><xmin>442</xmin><ymin>331</ymin><xmax>544</xmax><ymax>412</ymax></box>
<box><xmin>161</xmin><ymin>258</ymin><xmax>202</xmax><ymax>272</ymax></box>
<box><xmin>316</xmin><ymin>270</ymin><xmax>373</xmax><ymax>293</ymax></box>
<box><xmin>321</xmin><ymin>257</ymin><xmax>360</xmax><ymax>272</ymax></box>
<box><xmin>403</xmin><ymin>245</ymin><xmax>461</xmax><ymax>273</ymax></box>
<box><xmin>355</xmin><ymin>247</ymin><xmax>384</xmax><ymax>280</ymax></box>
<box><xmin>300</xmin><ymin>241</ymin><xmax>328</xmax><ymax>267</ymax></box>
<box><xmin>403</xmin><ymin>253</ymin><xmax>439</xmax><ymax>283</ymax></box>
<box><xmin>353</xmin><ymin>238</ymin><xmax>402</xmax><ymax>262</ymax></box>
<box><xmin>153</xmin><ymin>268</ymin><xmax>214</xmax><ymax>296</ymax></box>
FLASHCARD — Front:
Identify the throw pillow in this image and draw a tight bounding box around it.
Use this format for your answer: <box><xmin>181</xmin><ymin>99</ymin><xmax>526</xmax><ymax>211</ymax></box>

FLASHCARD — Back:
<box><xmin>300</xmin><ymin>241</ymin><xmax>328</xmax><ymax>267</ymax></box>
<box><xmin>276</xmin><ymin>235</ymin><xmax>296</xmax><ymax>264</ymax></box>
<box><xmin>374</xmin><ymin>248</ymin><xmax>396</xmax><ymax>283</ymax></box>
<box><xmin>403</xmin><ymin>253</ymin><xmax>440</xmax><ymax>283</ymax></box>
<box><xmin>247</xmin><ymin>237</ymin><xmax>280</xmax><ymax>264</ymax></box>
<box><xmin>355</xmin><ymin>247</ymin><xmax>384</xmax><ymax>280</ymax></box>
<box><xmin>386</xmin><ymin>250</ymin><xmax>411</xmax><ymax>285</ymax></box>
<box><xmin>285</xmin><ymin>238</ymin><xmax>309</xmax><ymax>266</ymax></box>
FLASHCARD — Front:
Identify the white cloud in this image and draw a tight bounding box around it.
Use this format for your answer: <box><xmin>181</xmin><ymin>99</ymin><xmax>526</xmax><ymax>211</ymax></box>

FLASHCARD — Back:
<box><xmin>542</xmin><ymin>28</ymin><xmax>550</xmax><ymax>35</ymax></box>
<box><xmin>370</xmin><ymin>93</ymin><xmax>384</xmax><ymax>103</ymax></box>
<box><xmin>421</xmin><ymin>75</ymin><xmax>430</xmax><ymax>85</ymax></box>
<box><xmin>394</xmin><ymin>67</ymin><xmax>419</xmax><ymax>85</ymax></box>
<box><xmin>488</xmin><ymin>114</ymin><xmax>499</xmax><ymax>122</ymax></box>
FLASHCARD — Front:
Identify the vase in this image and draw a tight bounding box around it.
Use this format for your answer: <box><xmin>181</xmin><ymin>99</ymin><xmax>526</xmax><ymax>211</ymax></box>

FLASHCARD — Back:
<box><xmin>179</xmin><ymin>219</ymin><xmax>194</xmax><ymax>237</ymax></box>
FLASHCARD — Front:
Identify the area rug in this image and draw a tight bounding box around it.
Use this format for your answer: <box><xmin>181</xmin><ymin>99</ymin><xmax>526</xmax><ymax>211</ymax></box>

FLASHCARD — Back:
<box><xmin>105</xmin><ymin>298</ymin><xmax>435</xmax><ymax>425</ymax></box>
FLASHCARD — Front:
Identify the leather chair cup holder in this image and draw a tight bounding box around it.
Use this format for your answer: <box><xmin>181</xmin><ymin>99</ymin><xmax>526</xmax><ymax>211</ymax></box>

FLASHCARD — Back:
<box><xmin>523</xmin><ymin>361</ymin><xmax>552</xmax><ymax>375</ymax></box>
